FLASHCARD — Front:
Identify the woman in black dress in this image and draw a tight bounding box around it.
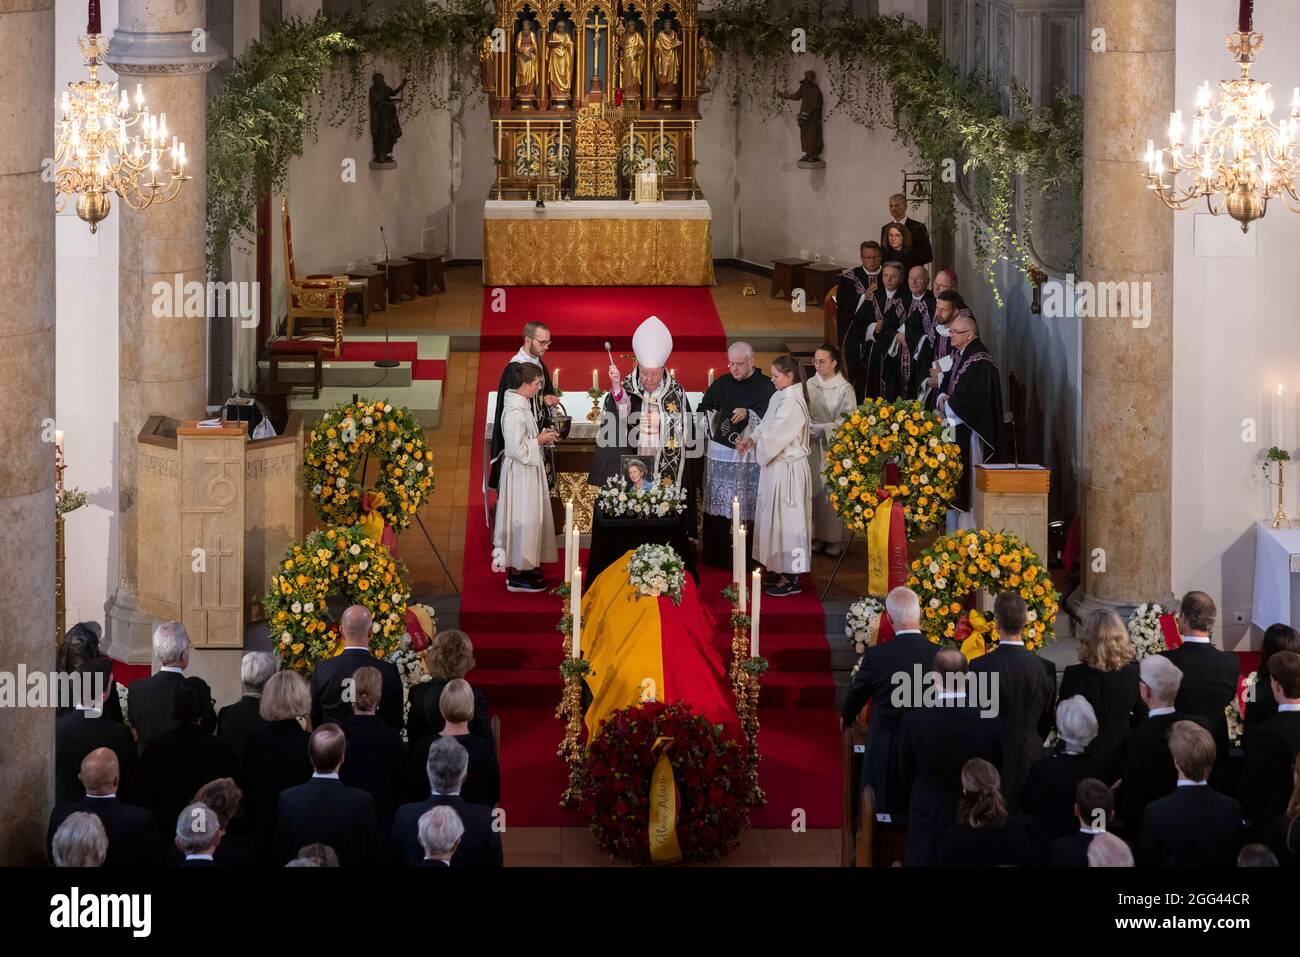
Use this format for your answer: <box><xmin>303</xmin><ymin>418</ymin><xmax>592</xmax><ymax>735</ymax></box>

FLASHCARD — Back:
<box><xmin>940</xmin><ymin>758</ymin><xmax>1031</xmax><ymax>866</ymax></box>
<box><xmin>405</xmin><ymin>679</ymin><xmax>499</xmax><ymax>807</ymax></box>
<box><xmin>1247</xmin><ymin>624</ymin><xmax>1300</xmax><ymax>730</ymax></box>
<box><xmin>1058</xmin><ymin>609</ymin><xmax>1141</xmax><ymax>776</ymax></box>
<box><xmin>407</xmin><ymin>630</ymin><xmax>491</xmax><ymax>742</ymax></box>
<box><xmin>240</xmin><ymin>670</ymin><xmax>313</xmax><ymax>860</ymax></box>
<box><xmin>882</xmin><ymin>222</ymin><xmax>926</xmax><ymax>276</ymax></box>
<box><xmin>57</xmin><ymin>623</ymin><xmax>124</xmax><ymax>723</ymax></box>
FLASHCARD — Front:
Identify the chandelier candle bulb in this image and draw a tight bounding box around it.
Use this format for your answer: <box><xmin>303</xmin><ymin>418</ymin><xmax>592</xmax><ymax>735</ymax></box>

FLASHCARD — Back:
<box><xmin>750</xmin><ymin>569</ymin><xmax>761</xmax><ymax>657</ymax></box>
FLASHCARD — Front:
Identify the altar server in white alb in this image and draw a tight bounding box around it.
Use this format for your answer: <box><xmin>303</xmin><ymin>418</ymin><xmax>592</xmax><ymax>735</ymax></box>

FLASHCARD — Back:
<box><xmin>806</xmin><ymin>344</ymin><xmax>857</xmax><ymax>557</ymax></box>
<box><xmin>737</xmin><ymin>354</ymin><xmax>812</xmax><ymax>597</ymax></box>
<box><xmin>493</xmin><ymin>362</ymin><xmax>559</xmax><ymax>592</ymax></box>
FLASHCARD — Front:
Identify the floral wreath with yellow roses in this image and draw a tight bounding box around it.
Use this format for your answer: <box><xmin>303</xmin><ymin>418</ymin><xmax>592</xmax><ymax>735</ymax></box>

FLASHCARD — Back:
<box><xmin>304</xmin><ymin>398</ymin><xmax>433</xmax><ymax>532</ymax></box>
<box><xmin>823</xmin><ymin>398</ymin><xmax>964</xmax><ymax>538</ymax></box>
<box><xmin>906</xmin><ymin>529</ymin><xmax>1059</xmax><ymax>655</ymax></box>
<box><xmin>263</xmin><ymin>524</ymin><xmax>410</xmax><ymax>672</ymax></box>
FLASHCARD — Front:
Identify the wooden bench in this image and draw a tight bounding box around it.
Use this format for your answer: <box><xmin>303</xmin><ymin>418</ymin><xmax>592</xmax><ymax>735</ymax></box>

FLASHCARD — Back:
<box><xmin>771</xmin><ymin>257</ymin><xmax>811</xmax><ymax>299</ymax></box>
<box><xmin>802</xmin><ymin>262</ymin><xmax>844</xmax><ymax>311</ymax></box>
<box><xmin>405</xmin><ymin>251</ymin><xmax>446</xmax><ymax>296</ymax></box>
<box><xmin>266</xmin><ymin>338</ymin><xmax>326</xmax><ymax>399</ymax></box>
<box><xmin>374</xmin><ymin>258</ymin><xmax>416</xmax><ymax>303</ymax></box>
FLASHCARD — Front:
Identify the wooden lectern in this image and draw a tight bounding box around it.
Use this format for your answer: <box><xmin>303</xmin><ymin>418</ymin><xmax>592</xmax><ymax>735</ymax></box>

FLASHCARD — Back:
<box><xmin>973</xmin><ymin>465</ymin><xmax>1050</xmax><ymax>562</ymax></box>
<box><xmin>135</xmin><ymin>415</ymin><xmax>304</xmax><ymax>647</ymax></box>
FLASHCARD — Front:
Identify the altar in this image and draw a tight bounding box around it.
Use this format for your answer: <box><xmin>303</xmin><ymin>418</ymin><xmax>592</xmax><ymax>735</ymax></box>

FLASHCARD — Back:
<box><xmin>1252</xmin><ymin>521</ymin><xmax>1300</xmax><ymax>630</ymax></box>
<box><xmin>482</xmin><ymin>198</ymin><xmax>714</xmax><ymax>286</ymax></box>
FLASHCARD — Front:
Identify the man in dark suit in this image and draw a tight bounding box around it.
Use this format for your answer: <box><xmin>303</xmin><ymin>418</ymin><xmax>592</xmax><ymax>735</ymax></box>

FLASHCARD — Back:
<box><xmin>1112</xmin><ymin>654</ymin><xmax>1208</xmax><ymax>840</ymax></box>
<box><xmin>126</xmin><ymin>676</ymin><xmax>239</xmax><ymax>832</ymax></box>
<box><xmin>175</xmin><ymin>802</ymin><xmax>222</xmax><ymax>867</ymax></box>
<box><xmin>895</xmin><ymin>648</ymin><xmax>1003</xmax><ymax>866</ymax></box>
<box><xmin>391</xmin><ymin>737</ymin><xmax>503</xmax><ymax>868</ymax></box>
<box><xmin>417</xmin><ymin>805</ymin><xmax>463</xmax><ymax>867</ymax></box>
<box><xmin>1140</xmin><ymin>720</ymin><xmax>1244</xmax><ymax>867</ymax></box>
<box><xmin>971</xmin><ymin>592</ymin><xmax>1056</xmax><ymax>808</ymax></box>
<box><xmin>880</xmin><ymin>193</ymin><xmax>933</xmax><ymax>267</ymax></box>
<box><xmin>310</xmin><ymin>604</ymin><xmax>404</xmax><ymax>730</ymax></box>
<box><xmin>1162</xmin><ymin>591</ymin><xmax>1239</xmax><ymax>772</ymax></box>
<box><xmin>274</xmin><ymin>723</ymin><xmax>383</xmax><ymax>866</ymax></box>
<box><xmin>47</xmin><ymin>748</ymin><xmax>159</xmax><ymax>868</ymax></box>
<box><xmin>1049</xmin><ymin>777</ymin><xmax>1115</xmax><ymax>867</ymax></box>
<box><xmin>217</xmin><ymin>651</ymin><xmax>275</xmax><ymax>759</ymax></box>
<box><xmin>1240</xmin><ymin>651</ymin><xmax>1300</xmax><ymax>835</ymax></box>
<box><xmin>55</xmin><ymin>657</ymin><xmax>137</xmax><ymax>804</ymax></box>
<box><xmin>126</xmin><ymin>620</ymin><xmax>190</xmax><ymax>754</ymax></box>
<box><xmin>841</xmin><ymin>586</ymin><xmax>939</xmax><ymax>816</ymax></box>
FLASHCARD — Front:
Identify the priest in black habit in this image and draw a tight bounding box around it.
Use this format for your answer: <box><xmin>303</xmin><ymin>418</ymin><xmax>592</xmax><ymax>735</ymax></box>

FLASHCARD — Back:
<box><xmin>882</xmin><ymin>265</ymin><xmax>935</xmax><ymax>401</ymax></box>
<box><xmin>489</xmin><ymin>320</ymin><xmax>558</xmax><ymax>490</ymax></box>
<box><xmin>836</xmin><ymin>241</ymin><xmax>882</xmax><ymax>402</ymax></box>
<box><xmin>917</xmin><ymin>291</ymin><xmax>965</xmax><ymax>411</ymax></box>
<box><xmin>698</xmin><ymin>341</ymin><xmax>775</xmax><ymax>568</ymax></box>
<box><xmin>935</xmin><ymin>313</ymin><xmax>1003</xmax><ymax>514</ymax></box>
<box><xmin>862</xmin><ymin>261</ymin><xmax>908</xmax><ymax>401</ymax></box>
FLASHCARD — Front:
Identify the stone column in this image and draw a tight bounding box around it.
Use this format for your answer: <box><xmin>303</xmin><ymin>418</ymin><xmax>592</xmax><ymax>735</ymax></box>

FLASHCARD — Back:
<box><xmin>105</xmin><ymin>1</ymin><xmax>224</xmax><ymax>663</ymax></box>
<box><xmin>0</xmin><ymin>0</ymin><xmax>55</xmax><ymax>865</ymax></box>
<box><xmin>1073</xmin><ymin>0</ymin><xmax>1174</xmax><ymax>618</ymax></box>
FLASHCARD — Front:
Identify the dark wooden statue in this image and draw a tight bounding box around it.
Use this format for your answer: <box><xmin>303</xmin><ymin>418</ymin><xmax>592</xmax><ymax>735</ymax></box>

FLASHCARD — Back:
<box><xmin>783</xmin><ymin>70</ymin><xmax>824</xmax><ymax>165</ymax></box>
<box><xmin>369</xmin><ymin>73</ymin><xmax>407</xmax><ymax>166</ymax></box>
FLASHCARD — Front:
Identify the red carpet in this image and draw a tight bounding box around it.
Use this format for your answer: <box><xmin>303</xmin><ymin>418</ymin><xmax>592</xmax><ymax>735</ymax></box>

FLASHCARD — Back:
<box><xmin>324</xmin><ymin>341</ymin><xmax>446</xmax><ymax>381</ymax></box>
<box><xmin>478</xmin><ymin>286</ymin><xmax>727</xmax><ymax>353</ymax></box>
<box><xmin>462</xmin><ymin>287</ymin><xmax>841</xmax><ymax>830</ymax></box>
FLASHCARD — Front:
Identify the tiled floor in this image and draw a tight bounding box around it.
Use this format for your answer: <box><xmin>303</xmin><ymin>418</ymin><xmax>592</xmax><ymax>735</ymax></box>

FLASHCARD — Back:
<box><xmin>502</xmin><ymin>826</ymin><xmax>842</xmax><ymax>867</ymax></box>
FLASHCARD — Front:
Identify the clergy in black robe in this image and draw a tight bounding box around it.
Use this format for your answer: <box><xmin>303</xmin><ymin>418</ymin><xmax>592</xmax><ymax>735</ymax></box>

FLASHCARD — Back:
<box><xmin>698</xmin><ymin>344</ymin><xmax>775</xmax><ymax>567</ymax></box>
<box><xmin>918</xmin><ymin>291</ymin><xmax>965</xmax><ymax>411</ymax></box>
<box><xmin>488</xmin><ymin>321</ymin><xmax>557</xmax><ymax>490</ymax></box>
<box><xmin>882</xmin><ymin>266</ymin><xmax>935</xmax><ymax>402</ymax></box>
<box><xmin>880</xmin><ymin>193</ymin><xmax>933</xmax><ymax>267</ymax></box>
<box><xmin>936</xmin><ymin>314</ymin><xmax>1002</xmax><ymax>511</ymax></box>
<box><xmin>836</xmin><ymin>243</ymin><xmax>882</xmax><ymax>402</ymax></box>
<box><xmin>862</xmin><ymin>263</ymin><xmax>908</xmax><ymax>401</ymax></box>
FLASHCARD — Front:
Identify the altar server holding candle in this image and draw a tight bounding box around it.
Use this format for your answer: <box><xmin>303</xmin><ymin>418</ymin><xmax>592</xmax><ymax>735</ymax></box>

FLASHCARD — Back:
<box><xmin>494</xmin><ymin>362</ymin><xmax>559</xmax><ymax>592</ymax></box>
<box><xmin>736</xmin><ymin>354</ymin><xmax>812</xmax><ymax>597</ymax></box>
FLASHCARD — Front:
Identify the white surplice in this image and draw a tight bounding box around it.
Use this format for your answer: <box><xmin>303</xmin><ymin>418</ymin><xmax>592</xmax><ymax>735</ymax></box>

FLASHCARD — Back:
<box><xmin>806</xmin><ymin>372</ymin><xmax>857</xmax><ymax>544</ymax></box>
<box><xmin>750</xmin><ymin>384</ymin><xmax>813</xmax><ymax>574</ymax></box>
<box><xmin>493</xmin><ymin>390</ymin><xmax>558</xmax><ymax>571</ymax></box>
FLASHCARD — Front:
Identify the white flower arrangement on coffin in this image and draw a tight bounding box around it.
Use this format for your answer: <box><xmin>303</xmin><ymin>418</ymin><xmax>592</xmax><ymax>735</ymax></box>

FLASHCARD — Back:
<box><xmin>627</xmin><ymin>544</ymin><xmax>686</xmax><ymax>605</ymax></box>
<box><xmin>1226</xmin><ymin>671</ymin><xmax>1256</xmax><ymax>750</ymax></box>
<box><xmin>116</xmin><ymin>682</ymin><xmax>131</xmax><ymax>730</ymax></box>
<box><xmin>595</xmin><ymin>475</ymin><xmax>686</xmax><ymax>519</ymax></box>
<box><xmin>1127</xmin><ymin>602</ymin><xmax>1169</xmax><ymax>660</ymax></box>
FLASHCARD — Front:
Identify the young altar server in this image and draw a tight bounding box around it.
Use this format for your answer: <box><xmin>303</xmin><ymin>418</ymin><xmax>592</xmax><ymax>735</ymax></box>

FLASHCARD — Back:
<box><xmin>737</xmin><ymin>354</ymin><xmax>812</xmax><ymax>597</ymax></box>
<box><xmin>807</xmin><ymin>344</ymin><xmax>857</xmax><ymax>557</ymax></box>
<box><xmin>493</xmin><ymin>362</ymin><xmax>559</xmax><ymax>593</ymax></box>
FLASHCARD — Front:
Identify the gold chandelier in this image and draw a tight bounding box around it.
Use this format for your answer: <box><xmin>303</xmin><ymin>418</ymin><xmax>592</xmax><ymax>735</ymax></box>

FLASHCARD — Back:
<box><xmin>53</xmin><ymin>21</ymin><xmax>189</xmax><ymax>233</ymax></box>
<box><xmin>1144</xmin><ymin>1</ymin><xmax>1300</xmax><ymax>232</ymax></box>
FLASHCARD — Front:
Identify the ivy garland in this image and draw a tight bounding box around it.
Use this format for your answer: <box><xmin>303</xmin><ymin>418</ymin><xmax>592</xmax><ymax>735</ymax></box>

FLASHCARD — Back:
<box><xmin>702</xmin><ymin>3</ymin><xmax>1083</xmax><ymax>293</ymax></box>
<box><xmin>206</xmin><ymin>0</ymin><xmax>492</xmax><ymax>271</ymax></box>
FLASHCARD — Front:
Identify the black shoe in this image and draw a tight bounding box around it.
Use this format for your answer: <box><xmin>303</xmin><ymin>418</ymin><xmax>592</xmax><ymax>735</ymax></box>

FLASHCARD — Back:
<box><xmin>761</xmin><ymin>571</ymin><xmax>781</xmax><ymax>586</ymax></box>
<box><xmin>521</xmin><ymin>568</ymin><xmax>545</xmax><ymax>582</ymax></box>
<box><xmin>766</xmin><ymin>575</ymin><xmax>802</xmax><ymax>597</ymax></box>
<box><xmin>506</xmin><ymin>574</ymin><xmax>547</xmax><ymax>593</ymax></box>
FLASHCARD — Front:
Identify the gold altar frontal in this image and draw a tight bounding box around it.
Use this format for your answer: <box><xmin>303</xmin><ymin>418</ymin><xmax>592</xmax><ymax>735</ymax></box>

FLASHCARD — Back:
<box><xmin>483</xmin><ymin>200</ymin><xmax>714</xmax><ymax>285</ymax></box>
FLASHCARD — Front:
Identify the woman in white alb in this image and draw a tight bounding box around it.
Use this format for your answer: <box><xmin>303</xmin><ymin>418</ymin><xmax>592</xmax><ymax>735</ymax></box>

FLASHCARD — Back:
<box><xmin>806</xmin><ymin>344</ymin><xmax>857</xmax><ymax>557</ymax></box>
<box><xmin>736</xmin><ymin>354</ymin><xmax>812</xmax><ymax>597</ymax></box>
<box><xmin>493</xmin><ymin>362</ymin><xmax>559</xmax><ymax>592</ymax></box>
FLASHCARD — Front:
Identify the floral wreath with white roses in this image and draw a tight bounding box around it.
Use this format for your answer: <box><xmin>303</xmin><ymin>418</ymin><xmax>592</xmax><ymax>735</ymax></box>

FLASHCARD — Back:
<box><xmin>263</xmin><ymin>524</ymin><xmax>410</xmax><ymax>672</ymax></box>
<box><xmin>627</xmin><ymin>543</ymin><xmax>687</xmax><ymax>605</ymax></box>
<box><xmin>304</xmin><ymin>398</ymin><xmax>434</xmax><ymax>532</ymax></box>
<box><xmin>1127</xmin><ymin>602</ymin><xmax>1170</xmax><ymax>660</ymax></box>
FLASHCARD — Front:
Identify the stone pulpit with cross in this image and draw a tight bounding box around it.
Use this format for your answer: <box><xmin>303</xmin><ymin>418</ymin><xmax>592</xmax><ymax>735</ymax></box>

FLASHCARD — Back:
<box><xmin>135</xmin><ymin>415</ymin><xmax>304</xmax><ymax>651</ymax></box>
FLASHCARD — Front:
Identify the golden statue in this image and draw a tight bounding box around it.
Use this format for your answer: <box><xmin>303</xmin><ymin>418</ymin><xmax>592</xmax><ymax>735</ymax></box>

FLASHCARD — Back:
<box><xmin>515</xmin><ymin>20</ymin><xmax>539</xmax><ymax>102</ymax></box>
<box><xmin>547</xmin><ymin>21</ymin><xmax>574</xmax><ymax>101</ymax></box>
<box><xmin>697</xmin><ymin>36</ymin><xmax>715</xmax><ymax>92</ymax></box>
<box><xmin>654</xmin><ymin>21</ymin><xmax>682</xmax><ymax>99</ymax></box>
<box><xmin>479</xmin><ymin>34</ymin><xmax>496</xmax><ymax>93</ymax></box>
<box><xmin>619</xmin><ymin>21</ymin><xmax>645</xmax><ymax>92</ymax></box>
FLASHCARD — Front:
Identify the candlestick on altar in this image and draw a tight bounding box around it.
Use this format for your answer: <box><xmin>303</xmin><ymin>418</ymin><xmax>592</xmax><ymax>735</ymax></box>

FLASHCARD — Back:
<box><xmin>591</xmin><ymin>368</ymin><xmax>598</xmax><ymax>390</ymax></box>
<box><xmin>1274</xmin><ymin>383</ymin><xmax>1284</xmax><ymax>444</ymax></box>
<box><xmin>737</xmin><ymin>525</ymin><xmax>747</xmax><ymax>609</ymax></box>
<box><xmin>750</xmin><ymin>569</ymin><xmax>761</xmax><ymax>657</ymax></box>
<box><xmin>572</xmin><ymin>567</ymin><xmax>583</xmax><ymax>658</ymax></box>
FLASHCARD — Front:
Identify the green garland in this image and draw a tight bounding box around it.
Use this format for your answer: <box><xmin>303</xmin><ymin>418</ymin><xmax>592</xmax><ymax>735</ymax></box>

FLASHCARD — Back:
<box><xmin>702</xmin><ymin>3</ymin><xmax>1082</xmax><ymax>291</ymax></box>
<box><xmin>206</xmin><ymin>0</ymin><xmax>492</xmax><ymax>272</ymax></box>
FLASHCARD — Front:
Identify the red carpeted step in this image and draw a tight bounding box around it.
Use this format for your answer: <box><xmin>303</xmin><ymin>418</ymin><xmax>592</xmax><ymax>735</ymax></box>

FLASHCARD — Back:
<box><xmin>467</xmin><ymin>633</ymin><xmax>569</xmax><ymax>671</ymax></box>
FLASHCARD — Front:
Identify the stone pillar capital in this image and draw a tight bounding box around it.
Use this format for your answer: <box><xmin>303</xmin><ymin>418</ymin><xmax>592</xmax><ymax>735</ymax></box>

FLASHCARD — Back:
<box><xmin>104</xmin><ymin>29</ymin><xmax>225</xmax><ymax>76</ymax></box>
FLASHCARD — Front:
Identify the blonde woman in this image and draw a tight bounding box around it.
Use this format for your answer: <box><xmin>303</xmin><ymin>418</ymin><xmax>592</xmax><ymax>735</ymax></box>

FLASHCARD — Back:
<box><xmin>244</xmin><ymin>669</ymin><xmax>313</xmax><ymax>855</ymax></box>
<box><xmin>736</xmin><ymin>354</ymin><xmax>812</xmax><ymax>597</ymax></box>
<box><xmin>408</xmin><ymin>630</ymin><xmax>491</xmax><ymax>742</ymax></box>
<box><xmin>1058</xmin><ymin>608</ymin><xmax>1140</xmax><ymax>773</ymax></box>
<box><xmin>806</xmin><ymin>344</ymin><xmax>856</xmax><ymax>557</ymax></box>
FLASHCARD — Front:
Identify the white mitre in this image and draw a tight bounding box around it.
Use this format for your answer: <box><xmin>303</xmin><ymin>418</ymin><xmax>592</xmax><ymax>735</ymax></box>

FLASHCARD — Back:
<box><xmin>632</xmin><ymin>315</ymin><xmax>673</xmax><ymax>368</ymax></box>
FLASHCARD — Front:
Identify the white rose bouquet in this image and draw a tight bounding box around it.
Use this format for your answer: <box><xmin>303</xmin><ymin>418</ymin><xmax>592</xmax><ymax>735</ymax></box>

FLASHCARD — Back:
<box><xmin>626</xmin><ymin>544</ymin><xmax>686</xmax><ymax>605</ymax></box>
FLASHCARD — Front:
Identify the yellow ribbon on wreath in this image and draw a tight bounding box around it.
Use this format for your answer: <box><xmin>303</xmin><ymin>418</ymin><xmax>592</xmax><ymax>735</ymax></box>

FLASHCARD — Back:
<box><xmin>359</xmin><ymin>490</ymin><xmax>389</xmax><ymax>543</ymax></box>
<box><xmin>648</xmin><ymin>736</ymin><xmax>682</xmax><ymax>863</ymax></box>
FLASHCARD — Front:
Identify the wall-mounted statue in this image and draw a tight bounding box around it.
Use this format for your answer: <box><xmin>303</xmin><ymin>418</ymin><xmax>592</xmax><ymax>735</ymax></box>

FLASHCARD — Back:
<box><xmin>515</xmin><ymin>19</ymin><xmax>539</xmax><ymax>106</ymax></box>
<box><xmin>548</xmin><ymin>20</ymin><xmax>574</xmax><ymax>105</ymax></box>
<box><xmin>697</xmin><ymin>36</ymin><xmax>715</xmax><ymax>92</ymax></box>
<box><xmin>618</xmin><ymin>20</ymin><xmax>644</xmax><ymax>96</ymax></box>
<box><xmin>479</xmin><ymin>34</ymin><xmax>496</xmax><ymax>93</ymax></box>
<box><xmin>783</xmin><ymin>69</ymin><xmax>824</xmax><ymax>166</ymax></box>
<box><xmin>654</xmin><ymin>20</ymin><xmax>681</xmax><ymax>106</ymax></box>
<box><xmin>368</xmin><ymin>73</ymin><xmax>406</xmax><ymax>167</ymax></box>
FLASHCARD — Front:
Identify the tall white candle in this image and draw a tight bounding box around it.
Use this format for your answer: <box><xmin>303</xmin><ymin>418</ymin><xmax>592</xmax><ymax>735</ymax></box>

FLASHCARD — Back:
<box><xmin>55</xmin><ymin>429</ymin><xmax>65</xmax><ymax>450</ymax></box>
<box><xmin>592</xmin><ymin>368</ymin><xmax>598</xmax><ymax>389</ymax></box>
<box><xmin>570</xmin><ymin>525</ymin><xmax>579</xmax><ymax>583</ymax></box>
<box><xmin>737</xmin><ymin>525</ymin><xmax>746</xmax><ymax>609</ymax></box>
<box><xmin>554</xmin><ymin>369</ymin><xmax>560</xmax><ymax>391</ymax></box>
<box><xmin>708</xmin><ymin>368</ymin><xmax>714</xmax><ymax>386</ymax></box>
<box><xmin>1274</xmin><ymin>383</ymin><xmax>1284</xmax><ymax>444</ymax></box>
<box><xmin>732</xmin><ymin>496</ymin><xmax>740</xmax><ymax>537</ymax></box>
<box><xmin>750</xmin><ymin>569</ymin><xmax>761</xmax><ymax>657</ymax></box>
<box><xmin>572</xmin><ymin>566</ymin><xmax>582</xmax><ymax>658</ymax></box>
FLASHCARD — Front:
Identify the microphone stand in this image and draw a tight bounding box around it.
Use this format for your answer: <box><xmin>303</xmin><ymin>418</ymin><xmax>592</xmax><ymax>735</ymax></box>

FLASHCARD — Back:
<box><xmin>375</xmin><ymin>225</ymin><xmax>399</xmax><ymax>369</ymax></box>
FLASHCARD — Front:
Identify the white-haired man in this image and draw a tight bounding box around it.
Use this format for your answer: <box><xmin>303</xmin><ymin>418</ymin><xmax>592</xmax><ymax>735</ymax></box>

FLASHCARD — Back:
<box><xmin>1112</xmin><ymin>654</ymin><xmax>1208</xmax><ymax>841</ymax></box>
<box><xmin>699</xmin><ymin>340</ymin><xmax>775</xmax><ymax>570</ymax></box>
<box><xmin>934</xmin><ymin>311</ymin><xmax>1002</xmax><ymax>519</ymax></box>
<box><xmin>128</xmin><ymin>621</ymin><xmax>190</xmax><ymax>754</ymax></box>
<box><xmin>50</xmin><ymin>811</ymin><xmax>108</xmax><ymax>868</ymax></box>
<box><xmin>391</xmin><ymin>737</ymin><xmax>503</xmax><ymax>867</ymax></box>
<box><xmin>175</xmin><ymin>802</ymin><xmax>221</xmax><ymax>867</ymax></box>
<box><xmin>839</xmin><ymin>586</ymin><xmax>938</xmax><ymax>815</ymax></box>
<box><xmin>310</xmin><ymin>605</ymin><xmax>404</xmax><ymax>730</ymax></box>
<box><xmin>417</xmin><ymin>804</ymin><xmax>465</xmax><ymax>866</ymax></box>
<box><xmin>217</xmin><ymin>651</ymin><xmax>277</xmax><ymax>759</ymax></box>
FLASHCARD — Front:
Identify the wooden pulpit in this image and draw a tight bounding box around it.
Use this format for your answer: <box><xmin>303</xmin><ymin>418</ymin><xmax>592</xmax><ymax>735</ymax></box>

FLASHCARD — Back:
<box><xmin>973</xmin><ymin>465</ymin><xmax>1050</xmax><ymax>562</ymax></box>
<box><xmin>135</xmin><ymin>414</ymin><xmax>304</xmax><ymax>647</ymax></box>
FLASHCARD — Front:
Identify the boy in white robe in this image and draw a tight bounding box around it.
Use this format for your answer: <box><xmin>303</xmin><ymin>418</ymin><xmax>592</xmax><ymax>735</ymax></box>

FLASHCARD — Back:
<box><xmin>737</xmin><ymin>355</ymin><xmax>813</xmax><ymax>597</ymax></box>
<box><xmin>493</xmin><ymin>362</ymin><xmax>559</xmax><ymax>592</ymax></box>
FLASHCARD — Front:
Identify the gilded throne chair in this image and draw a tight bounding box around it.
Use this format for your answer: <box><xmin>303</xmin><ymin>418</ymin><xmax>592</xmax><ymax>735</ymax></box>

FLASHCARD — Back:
<box><xmin>281</xmin><ymin>197</ymin><xmax>348</xmax><ymax>355</ymax></box>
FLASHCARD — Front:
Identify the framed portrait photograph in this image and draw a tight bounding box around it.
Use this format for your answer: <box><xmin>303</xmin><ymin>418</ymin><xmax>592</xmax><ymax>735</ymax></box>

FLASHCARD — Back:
<box><xmin>620</xmin><ymin>455</ymin><xmax>654</xmax><ymax>491</ymax></box>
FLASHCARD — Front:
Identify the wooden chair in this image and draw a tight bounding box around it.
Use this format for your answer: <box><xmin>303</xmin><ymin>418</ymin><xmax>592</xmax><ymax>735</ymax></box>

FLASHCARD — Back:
<box><xmin>264</xmin><ymin>336</ymin><xmax>324</xmax><ymax>399</ymax></box>
<box><xmin>282</xmin><ymin>197</ymin><xmax>348</xmax><ymax>355</ymax></box>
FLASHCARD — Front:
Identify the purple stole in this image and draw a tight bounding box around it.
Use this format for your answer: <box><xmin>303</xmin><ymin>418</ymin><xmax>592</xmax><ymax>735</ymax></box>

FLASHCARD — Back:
<box><xmin>949</xmin><ymin>348</ymin><xmax>995</xmax><ymax>394</ymax></box>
